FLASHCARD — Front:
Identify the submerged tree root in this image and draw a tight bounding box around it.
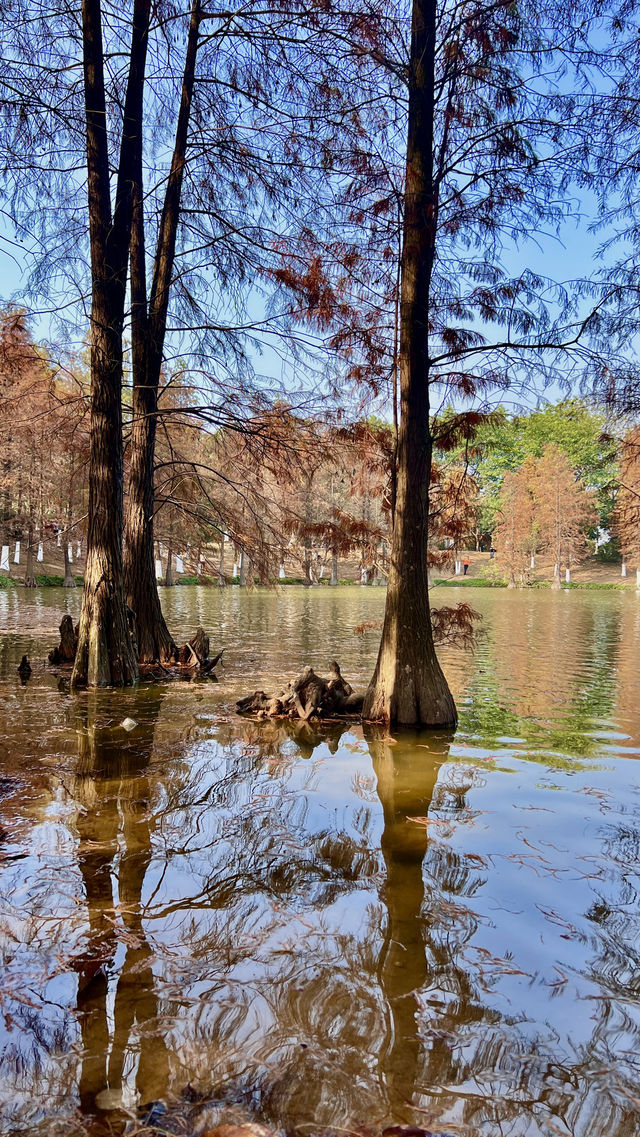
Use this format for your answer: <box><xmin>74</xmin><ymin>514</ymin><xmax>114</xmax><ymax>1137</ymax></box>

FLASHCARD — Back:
<box><xmin>237</xmin><ymin>662</ymin><xmax>364</xmax><ymax>721</ymax></box>
<box><xmin>46</xmin><ymin>617</ymin><xmax>223</xmax><ymax>682</ymax></box>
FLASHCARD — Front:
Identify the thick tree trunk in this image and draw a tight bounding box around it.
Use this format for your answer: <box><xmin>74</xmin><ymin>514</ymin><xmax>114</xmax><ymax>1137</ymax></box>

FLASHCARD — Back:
<box><xmin>72</xmin><ymin>0</ymin><xmax>144</xmax><ymax>688</ymax></box>
<box><xmin>362</xmin><ymin>0</ymin><xmax>456</xmax><ymax>727</ymax></box>
<box><xmin>123</xmin><ymin>0</ymin><xmax>199</xmax><ymax>661</ymax></box>
<box><xmin>72</xmin><ymin>334</ymin><xmax>138</xmax><ymax>686</ymax></box>
<box><xmin>124</xmin><ymin>396</ymin><xmax>174</xmax><ymax>658</ymax></box>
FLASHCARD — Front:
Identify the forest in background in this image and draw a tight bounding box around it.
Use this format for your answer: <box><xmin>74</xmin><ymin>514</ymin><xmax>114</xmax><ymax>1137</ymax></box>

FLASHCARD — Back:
<box><xmin>1</xmin><ymin>304</ymin><xmax>636</xmax><ymax>592</ymax></box>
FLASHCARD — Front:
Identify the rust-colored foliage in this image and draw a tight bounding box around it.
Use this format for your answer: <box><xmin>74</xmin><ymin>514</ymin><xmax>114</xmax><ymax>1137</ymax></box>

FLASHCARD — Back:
<box><xmin>355</xmin><ymin>601</ymin><xmax>481</xmax><ymax>648</ymax></box>
<box><xmin>613</xmin><ymin>426</ymin><xmax>640</xmax><ymax>564</ymax></box>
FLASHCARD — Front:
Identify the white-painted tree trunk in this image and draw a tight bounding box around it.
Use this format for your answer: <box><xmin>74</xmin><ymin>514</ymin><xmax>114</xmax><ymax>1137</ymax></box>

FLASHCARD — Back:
<box><xmin>622</xmin><ymin>562</ymin><xmax>627</xmax><ymax>578</ymax></box>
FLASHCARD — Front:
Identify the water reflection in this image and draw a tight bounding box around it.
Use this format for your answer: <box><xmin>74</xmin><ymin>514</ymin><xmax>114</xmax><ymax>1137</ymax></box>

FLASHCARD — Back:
<box><xmin>71</xmin><ymin>689</ymin><xmax>169</xmax><ymax>1124</ymax></box>
<box><xmin>367</xmin><ymin>727</ymin><xmax>452</xmax><ymax>1116</ymax></box>
<box><xmin>2</xmin><ymin>591</ymin><xmax>640</xmax><ymax>1135</ymax></box>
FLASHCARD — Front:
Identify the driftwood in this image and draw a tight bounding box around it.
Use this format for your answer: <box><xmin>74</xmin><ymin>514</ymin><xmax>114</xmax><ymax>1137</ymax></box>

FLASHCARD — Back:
<box><xmin>237</xmin><ymin>661</ymin><xmax>364</xmax><ymax>721</ymax></box>
<box><xmin>48</xmin><ymin>615</ymin><xmax>79</xmax><ymax>665</ymax></box>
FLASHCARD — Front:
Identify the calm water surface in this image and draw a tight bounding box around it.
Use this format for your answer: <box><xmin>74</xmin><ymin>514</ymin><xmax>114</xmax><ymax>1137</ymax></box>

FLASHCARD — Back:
<box><xmin>0</xmin><ymin>585</ymin><xmax>639</xmax><ymax>1137</ymax></box>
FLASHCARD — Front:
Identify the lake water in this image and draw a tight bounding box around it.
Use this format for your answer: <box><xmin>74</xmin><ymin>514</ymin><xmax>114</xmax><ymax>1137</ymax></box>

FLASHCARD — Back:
<box><xmin>0</xmin><ymin>585</ymin><xmax>639</xmax><ymax>1136</ymax></box>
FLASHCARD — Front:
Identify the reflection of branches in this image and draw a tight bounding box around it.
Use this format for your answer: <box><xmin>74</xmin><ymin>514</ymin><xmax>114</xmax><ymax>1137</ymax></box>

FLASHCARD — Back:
<box><xmin>5</xmin><ymin>670</ymin><xmax>640</xmax><ymax>1135</ymax></box>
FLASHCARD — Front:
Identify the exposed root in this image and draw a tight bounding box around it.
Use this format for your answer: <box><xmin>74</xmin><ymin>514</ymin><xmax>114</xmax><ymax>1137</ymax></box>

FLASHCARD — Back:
<box><xmin>237</xmin><ymin>661</ymin><xmax>364</xmax><ymax>721</ymax></box>
<box><xmin>48</xmin><ymin>614</ymin><xmax>78</xmax><ymax>665</ymax></box>
<box><xmin>47</xmin><ymin>619</ymin><xmax>223</xmax><ymax>683</ymax></box>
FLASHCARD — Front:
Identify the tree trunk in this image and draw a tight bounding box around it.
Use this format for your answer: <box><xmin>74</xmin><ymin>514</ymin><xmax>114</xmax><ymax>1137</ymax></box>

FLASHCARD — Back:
<box><xmin>24</xmin><ymin>520</ymin><xmax>36</xmax><ymax>588</ymax></box>
<box><xmin>63</xmin><ymin>468</ymin><xmax>76</xmax><ymax>588</ymax></box>
<box><xmin>302</xmin><ymin>471</ymin><xmax>315</xmax><ymax>586</ymax></box>
<box><xmin>123</xmin><ymin>0</ymin><xmax>200</xmax><ymax>662</ymax></box>
<box><xmin>218</xmin><ymin>532</ymin><xmax>226</xmax><ymax>586</ymax></box>
<box><xmin>165</xmin><ymin>538</ymin><xmax>174</xmax><ymax>587</ymax></box>
<box><xmin>330</xmin><ymin>550</ymin><xmax>339</xmax><ymax>586</ymax></box>
<box><xmin>362</xmin><ymin>0</ymin><xmax>456</xmax><ymax>727</ymax></box>
<box><xmin>239</xmin><ymin>549</ymin><xmax>247</xmax><ymax>587</ymax></box>
<box><xmin>124</xmin><ymin>399</ymin><xmax>174</xmax><ymax>658</ymax></box>
<box><xmin>63</xmin><ymin>538</ymin><xmax>76</xmax><ymax>588</ymax></box>
<box><xmin>72</xmin><ymin>0</ymin><xmax>147</xmax><ymax>687</ymax></box>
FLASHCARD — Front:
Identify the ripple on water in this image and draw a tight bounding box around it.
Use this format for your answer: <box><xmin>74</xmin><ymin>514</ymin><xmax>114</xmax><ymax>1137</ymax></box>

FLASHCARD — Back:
<box><xmin>0</xmin><ymin>587</ymin><xmax>639</xmax><ymax>1136</ymax></box>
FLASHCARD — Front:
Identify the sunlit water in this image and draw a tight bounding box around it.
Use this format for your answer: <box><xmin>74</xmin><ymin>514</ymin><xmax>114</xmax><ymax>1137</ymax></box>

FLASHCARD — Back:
<box><xmin>1</xmin><ymin>585</ymin><xmax>640</xmax><ymax>1136</ymax></box>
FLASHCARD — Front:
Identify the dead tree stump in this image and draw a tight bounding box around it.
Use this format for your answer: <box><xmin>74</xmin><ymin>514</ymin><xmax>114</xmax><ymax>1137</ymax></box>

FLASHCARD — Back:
<box><xmin>237</xmin><ymin>662</ymin><xmax>363</xmax><ymax>721</ymax></box>
<box><xmin>175</xmin><ymin>626</ymin><xmax>222</xmax><ymax>676</ymax></box>
<box><xmin>48</xmin><ymin>615</ymin><xmax>78</xmax><ymax>665</ymax></box>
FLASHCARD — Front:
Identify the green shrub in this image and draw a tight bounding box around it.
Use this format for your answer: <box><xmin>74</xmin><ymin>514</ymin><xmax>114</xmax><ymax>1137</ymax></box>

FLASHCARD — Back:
<box><xmin>596</xmin><ymin>538</ymin><xmax>621</xmax><ymax>563</ymax></box>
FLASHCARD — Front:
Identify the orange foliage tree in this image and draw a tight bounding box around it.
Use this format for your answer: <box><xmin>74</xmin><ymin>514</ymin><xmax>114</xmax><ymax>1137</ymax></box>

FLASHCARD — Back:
<box><xmin>613</xmin><ymin>427</ymin><xmax>640</xmax><ymax>576</ymax></box>
<box><xmin>493</xmin><ymin>460</ymin><xmax>538</xmax><ymax>588</ymax></box>
<box><xmin>532</xmin><ymin>445</ymin><xmax>596</xmax><ymax>588</ymax></box>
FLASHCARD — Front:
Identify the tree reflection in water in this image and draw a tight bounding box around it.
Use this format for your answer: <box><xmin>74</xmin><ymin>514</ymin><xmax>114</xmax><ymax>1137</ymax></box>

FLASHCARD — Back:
<box><xmin>72</xmin><ymin>687</ymin><xmax>169</xmax><ymax>1127</ymax></box>
<box><xmin>2</xmin><ymin>670</ymin><xmax>640</xmax><ymax>1135</ymax></box>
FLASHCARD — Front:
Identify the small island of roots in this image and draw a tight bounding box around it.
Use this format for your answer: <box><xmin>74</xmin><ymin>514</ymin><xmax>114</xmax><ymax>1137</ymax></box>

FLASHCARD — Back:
<box><xmin>46</xmin><ymin>615</ymin><xmax>223</xmax><ymax>681</ymax></box>
<box><xmin>237</xmin><ymin>661</ymin><xmax>364</xmax><ymax>721</ymax></box>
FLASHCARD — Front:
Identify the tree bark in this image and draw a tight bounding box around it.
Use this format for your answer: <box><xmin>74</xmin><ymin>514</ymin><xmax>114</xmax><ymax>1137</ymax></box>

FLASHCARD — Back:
<box><xmin>24</xmin><ymin>519</ymin><xmax>36</xmax><ymax>588</ymax></box>
<box><xmin>72</xmin><ymin>0</ymin><xmax>144</xmax><ymax>687</ymax></box>
<box><xmin>164</xmin><ymin>536</ymin><xmax>174</xmax><ymax>587</ymax></box>
<box><xmin>63</xmin><ymin>539</ymin><xmax>76</xmax><ymax>588</ymax></box>
<box><xmin>330</xmin><ymin>550</ymin><xmax>339</xmax><ymax>586</ymax></box>
<box><xmin>362</xmin><ymin>0</ymin><xmax>456</xmax><ymax>727</ymax></box>
<box><xmin>123</xmin><ymin>0</ymin><xmax>200</xmax><ymax>661</ymax></box>
<box><xmin>63</xmin><ymin>468</ymin><xmax>76</xmax><ymax>588</ymax></box>
<box><xmin>218</xmin><ymin>531</ymin><xmax>226</xmax><ymax>586</ymax></box>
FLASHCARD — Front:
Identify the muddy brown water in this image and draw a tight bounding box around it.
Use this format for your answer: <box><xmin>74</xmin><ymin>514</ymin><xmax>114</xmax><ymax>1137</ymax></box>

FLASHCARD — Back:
<box><xmin>0</xmin><ymin>585</ymin><xmax>640</xmax><ymax>1136</ymax></box>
